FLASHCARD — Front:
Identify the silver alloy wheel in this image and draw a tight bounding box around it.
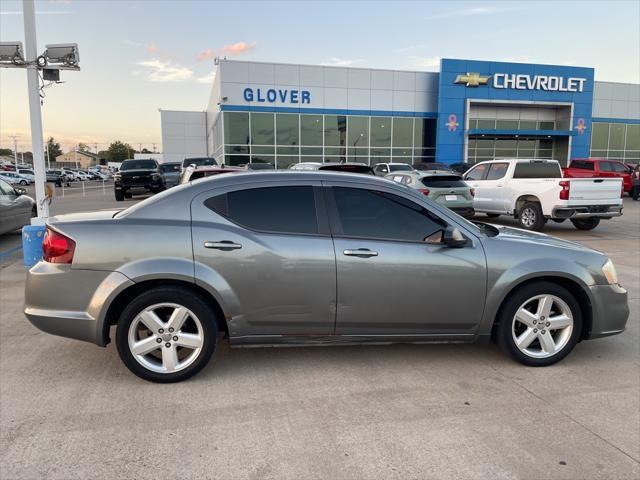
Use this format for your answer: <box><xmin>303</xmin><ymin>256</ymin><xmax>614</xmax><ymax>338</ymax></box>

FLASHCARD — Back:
<box><xmin>521</xmin><ymin>207</ymin><xmax>536</xmax><ymax>228</ymax></box>
<box><xmin>128</xmin><ymin>302</ymin><xmax>204</xmax><ymax>374</ymax></box>
<box><xmin>512</xmin><ymin>294</ymin><xmax>574</xmax><ymax>358</ymax></box>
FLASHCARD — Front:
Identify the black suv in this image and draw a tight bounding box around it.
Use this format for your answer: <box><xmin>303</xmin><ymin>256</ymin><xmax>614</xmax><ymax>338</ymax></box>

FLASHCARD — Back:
<box><xmin>114</xmin><ymin>159</ymin><xmax>165</xmax><ymax>201</ymax></box>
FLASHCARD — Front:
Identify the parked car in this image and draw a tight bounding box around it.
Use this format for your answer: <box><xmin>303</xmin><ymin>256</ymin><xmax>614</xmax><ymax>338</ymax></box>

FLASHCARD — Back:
<box><xmin>373</xmin><ymin>163</ymin><xmax>414</xmax><ymax>176</ymax></box>
<box><xmin>386</xmin><ymin>171</ymin><xmax>475</xmax><ymax>218</ymax></box>
<box><xmin>463</xmin><ymin>159</ymin><xmax>624</xmax><ymax>231</ymax></box>
<box><xmin>1</xmin><ymin>163</ymin><xmax>16</xmax><ymax>171</ymax></box>
<box><xmin>290</xmin><ymin>162</ymin><xmax>375</xmax><ymax>175</ymax></box>
<box><xmin>17</xmin><ymin>169</ymin><xmax>35</xmax><ymax>183</ymax></box>
<box><xmin>242</xmin><ymin>162</ymin><xmax>275</xmax><ymax>171</ymax></box>
<box><xmin>0</xmin><ymin>179</ymin><xmax>35</xmax><ymax>235</ymax></box>
<box><xmin>75</xmin><ymin>171</ymin><xmax>92</xmax><ymax>181</ymax></box>
<box><xmin>413</xmin><ymin>162</ymin><xmax>456</xmax><ymax>173</ymax></box>
<box><xmin>23</xmin><ymin>172</ymin><xmax>629</xmax><ymax>382</ymax></box>
<box><xmin>46</xmin><ymin>170</ymin><xmax>66</xmax><ymax>186</ymax></box>
<box><xmin>562</xmin><ymin>158</ymin><xmax>633</xmax><ymax>194</ymax></box>
<box><xmin>160</xmin><ymin>162</ymin><xmax>182</xmax><ymax>187</ymax></box>
<box><xmin>0</xmin><ymin>172</ymin><xmax>31</xmax><ymax>185</ymax></box>
<box><xmin>179</xmin><ymin>165</ymin><xmax>244</xmax><ymax>184</ymax></box>
<box><xmin>113</xmin><ymin>159</ymin><xmax>165</xmax><ymax>201</ymax></box>
<box><xmin>61</xmin><ymin>170</ymin><xmax>77</xmax><ymax>182</ymax></box>
<box><xmin>181</xmin><ymin>157</ymin><xmax>218</xmax><ymax>171</ymax></box>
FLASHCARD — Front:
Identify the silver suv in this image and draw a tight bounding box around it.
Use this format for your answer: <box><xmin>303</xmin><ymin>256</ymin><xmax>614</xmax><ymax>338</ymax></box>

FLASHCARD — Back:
<box><xmin>24</xmin><ymin>172</ymin><xmax>629</xmax><ymax>382</ymax></box>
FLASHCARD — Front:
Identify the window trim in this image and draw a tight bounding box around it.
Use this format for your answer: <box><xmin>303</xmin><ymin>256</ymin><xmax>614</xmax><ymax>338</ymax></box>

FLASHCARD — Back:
<box><xmin>323</xmin><ymin>185</ymin><xmax>449</xmax><ymax>245</ymax></box>
<box><xmin>203</xmin><ymin>184</ymin><xmax>330</xmax><ymax>237</ymax></box>
<box><xmin>464</xmin><ymin>162</ymin><xmax>490</xmax><ymax>181</ymax></box>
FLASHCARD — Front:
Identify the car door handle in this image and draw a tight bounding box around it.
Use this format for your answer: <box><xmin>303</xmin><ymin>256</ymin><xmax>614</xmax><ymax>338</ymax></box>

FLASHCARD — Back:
<box><xmin>343</xmin><ymin>248</ymin><xmax>378</xmax><ymax>257</ymax></box>
<box><xmin>204</xmin><ymin>241</ymin><xmax>242</xmax><ymax>250</ymax></box>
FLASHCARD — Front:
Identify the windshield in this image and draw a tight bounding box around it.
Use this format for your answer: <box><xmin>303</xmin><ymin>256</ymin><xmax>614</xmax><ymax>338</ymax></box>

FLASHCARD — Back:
<box><xmin>182</xmin><ymin>157</ymin><xmax>218</xmax><ymax>168</ymax></box>
<box><xmin>389</xmin><ymin>164</ymin><xmax>413</xmax><ymax>172</ymax></box>
<box><xmin>160</xmin><ymin>163</ymin><xmax>181</xmax><ymax>173</ymax></box>
<box><xmin>121</xmin><ymin>160</ymin><xmax>157</xmax><ymax>170</ymax></box>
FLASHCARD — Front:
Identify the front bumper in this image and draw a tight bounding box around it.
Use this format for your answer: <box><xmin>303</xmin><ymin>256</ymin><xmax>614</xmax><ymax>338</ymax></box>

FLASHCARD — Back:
<box><xmin>552</xmin><ymin>205</ymin><xmax>623</xmax><ymax>219</ymax></box>
<box><xmin>24</xmin><ymin>262</ymin><xmax>134</xmax><ymax>346</ymax></box>
<box><xmin>587</xmin><ymin>283</ymin><xmax>629</xmax><ymax>339</ymax></box>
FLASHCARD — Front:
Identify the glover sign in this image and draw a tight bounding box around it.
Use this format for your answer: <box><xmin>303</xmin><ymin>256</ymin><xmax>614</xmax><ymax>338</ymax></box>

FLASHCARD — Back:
<box><xmin>243</xmin><ymin>87</ymin><xmax>311</xmax><ymax>104</ymax></box>
<box><xmin>492</xmin><ymin>74</ymin><xmax>587</xmax><ymax>92</ymax></box>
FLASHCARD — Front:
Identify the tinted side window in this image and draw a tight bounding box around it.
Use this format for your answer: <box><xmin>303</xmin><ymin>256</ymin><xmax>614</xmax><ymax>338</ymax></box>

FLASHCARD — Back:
<box><xmin>205</xmin><ymin>186</ymin><xmax>318</xmax><ymax>234</ymax></box>
<box><xmin>465</xmin><ymin>164</ymin><xmax>488</xmax><ymax>181</ymax></box>
<box><xmin>485</xmin><ymin>163</ymin><xmax>509</xmax><ymax>180</ymax></box>
<box><xmin>599</xmin><ymin>161</ymin><xmax>613</xmax><ymax>172</ymax></box>
<box><xmin>332</xmin><ymin>187</ymin><xmax>445</xmax><ymax>242</ymax></box>
<box><xmin>513</xmin><ymin>162</ymin><xmax>562</xmax><ymax>178</ymax></box>
<box><xmin>569</xmin><ymin>160</ymin><xmax>594</xmax><ymax>170</ymax></box>
<box><xmin>612</xmin><ymin>162</ymin><xmax>627</xmax><ymax>173</ymax></box>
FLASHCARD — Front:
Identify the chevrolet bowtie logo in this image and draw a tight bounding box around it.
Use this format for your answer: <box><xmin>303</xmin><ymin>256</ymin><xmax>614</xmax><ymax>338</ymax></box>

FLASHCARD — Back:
<box><xmin>454</xmin><ymin>72</ymin><xmax>491</xmax><ymax>87</ymax></box>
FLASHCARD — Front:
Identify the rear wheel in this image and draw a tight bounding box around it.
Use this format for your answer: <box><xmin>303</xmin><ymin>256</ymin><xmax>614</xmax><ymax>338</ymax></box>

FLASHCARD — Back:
<box><xmin>496</xmin><ymin>282</ymin><xmax>582</xmax><ymax>366</ymax></box>
<box><xmin>114</xmin><ymin>189</ymin><xmax>124</xmax><ymax>201</ymax></box>
<box><xmin>124</xmin><ymin>191</ymin><xmax>133</xmax><ymax>199</ymax></box>
<box><xmin>20</xmin><ymin>180</ymin><xmax>28</xmax><ymax>185</ymax></box>
<box><xmin>115</xmin><ymin>286</ymin><xmax>218</xmax><ymax>383</ymax></box>
<box><xmin>571</xmin><ymin>217</ymin><xmax>600</xmax><ymax>230</ymax></box>
<box><xmin>518</xmin><ymin>202</ymin><xmax>546</xmax><ymax>231</ymax></box>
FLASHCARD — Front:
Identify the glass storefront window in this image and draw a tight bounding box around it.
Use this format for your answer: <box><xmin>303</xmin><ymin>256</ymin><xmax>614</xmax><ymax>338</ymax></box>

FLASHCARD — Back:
<box><xmin>300</xmin><ymin>115</ymin><xmax>323</xmax><ymax>146</ymax></box>
<box><xmin>275</xmin><ymin>156</ymin><xmax>299</xmax><ymax>169</ymax></box>
<box><xmin>250</xmin><ymin>113</ymin><xmax>274</xmax><ymax>146</ymax></box>
<box><xmin>591</xmin><ymin>123</ymin><xmax>609</xmax><ymax>149</ymax></box>
<box><xmin>609</xmin><ymin>124</ymin><xmax>625</xmax><ymax>149</ymax></box>
<box><xmin>496</xmin><ymin>120</ymin><xmax>518</xmax><ymax>130</ymax></box>
<box><xmin>371</xmin><ymin>117</ymin><xmax>391</xmax><ymax>147</ymax></box>
<box><xmin>414</xmin><ymin>119</ymin><xmax>436</xmax><ymax>148</ymax></box>
<box><xmin>392</xmin><ymin>117</ymin><xmax>413</xmax><ymax>147</ymax></box>
<box><xmin>324</xmin><ymin>115</ymin><xmax>347</xmax><ymax>146</ymax></box>
<box><xmin>477</xmin><ymin>119</ymin><xmax>496</xmax><ymax>129</ymax></box>
<box><xmin>252</xmin><ymin>146</ymin><xmax>275</xmax><ymax>155</ymax></box>
<box><xmin>539</xmin><ymin>121</ymin><xmax>555</xmax><ymax>131</ymax></box>
<box><xmin>224</xmin><ymin>112</ymin><xmax>249</xmax><ymax>145</ymax></box>
<box><xmin>519</xmin><ymin>120</ymin><xmax>537</xmax><ymax>130</ymax></box>
<box><xmin>347</xmin><ymin>116</ymin><xmax>369</xmax><ymax>148</ymax></box>
<box><xmin>626</xmin><ymin>124</ymin><xmax>640</xmax><ymax>150</ymax></box>
<box><xmin>226</xmin><ymin>154</ymin><xmax>250</xmax><ymax>166</ymax></box>
<box><xmin>276</xmin><ymin>114</ymin><xmax>299</xmax><ymax>147</ymax></box>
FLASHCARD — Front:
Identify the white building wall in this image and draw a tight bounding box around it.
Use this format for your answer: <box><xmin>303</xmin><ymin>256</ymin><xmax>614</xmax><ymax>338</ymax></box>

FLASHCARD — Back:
<box><xmin>593</xmin><ymin>82</ymin><xmax>640</xmax><ymax>120</ymax></box>
<box><xmin>160</xmin><ymin>110</ymin><xmax>207</xmax><ymax>163</ymax></box>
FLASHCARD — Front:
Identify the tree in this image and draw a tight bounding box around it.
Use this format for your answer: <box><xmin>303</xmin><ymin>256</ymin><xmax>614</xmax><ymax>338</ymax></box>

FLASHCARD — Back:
<box><xmin>0</xmin><ymin>148</ymin><xmax>13</xmax><ymax>157</ymax></box>
<box><xmin>45</xmin><ymin>137</ymin><xmax>63</xmax><ymax>159</ymax></box>
<box><xmin>141</xmin><ymin>148</ymin><xmax>152</xmax><ymax>154</ymax></box>
<box><xmin>106</xmin><ymin>141</ymin><xmax>134</xmax><ymax>163</ymax></box>
<box><xmin>78</xmin><ymin>143</ymin><xmax>91</xmax><ymax>153</ymax></box>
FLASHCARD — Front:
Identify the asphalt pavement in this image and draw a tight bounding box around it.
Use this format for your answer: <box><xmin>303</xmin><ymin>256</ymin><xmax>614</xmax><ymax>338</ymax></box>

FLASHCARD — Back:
<box><xmin>1</xmin><ymin>186</ymin><xmax>638</xmax><ymax>479</ymax></box>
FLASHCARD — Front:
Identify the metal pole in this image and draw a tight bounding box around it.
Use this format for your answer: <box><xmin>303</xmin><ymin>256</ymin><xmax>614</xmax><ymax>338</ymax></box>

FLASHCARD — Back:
<box><xmin>23</xmin><ymin>0</ymin><xmax>48</xmax><ymax>220</ymax></box>
<box><xmin>12</xmin><ymin>136</ymin><xmax>18</xmax><ymax>171</ymax></box>
<box><xmin>46</xmin><ymin>142</ymin><xmax>50</xmax><ymax>169</ymax></box>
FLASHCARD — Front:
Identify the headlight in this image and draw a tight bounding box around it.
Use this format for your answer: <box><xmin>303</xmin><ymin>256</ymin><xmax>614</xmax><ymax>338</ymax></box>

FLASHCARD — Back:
<box><xmin>602</xmin><ymin>258</ymin><xmax>619</xmax><ymax>285</ymax></box>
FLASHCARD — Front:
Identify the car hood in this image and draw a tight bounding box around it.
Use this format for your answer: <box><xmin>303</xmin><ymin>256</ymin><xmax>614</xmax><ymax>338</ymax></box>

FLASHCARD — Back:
<box><xmin>491</xmin><ymin>225</ymin><xmax>599</xmax><ymax>253</ymax></box>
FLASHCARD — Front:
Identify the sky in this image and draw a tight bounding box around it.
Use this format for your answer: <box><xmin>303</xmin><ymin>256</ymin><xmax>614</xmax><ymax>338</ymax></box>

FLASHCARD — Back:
<box><xmin>1</xmin><ymin>0</ymin><xmax>639</xmax><ymax>153</ymax></box>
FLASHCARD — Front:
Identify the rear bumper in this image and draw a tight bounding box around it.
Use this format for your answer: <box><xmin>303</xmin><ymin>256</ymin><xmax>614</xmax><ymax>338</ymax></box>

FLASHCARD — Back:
<box><xmin>587</xmin><ymin>283</ymin><xmax>629</xmax><ymax>339</ymax></box>
<box><xmin>552</xmin><ymin>205</ymin><xmax>623</xmax><ymax>219</ymax></box>
<box><xmin>24</xmin><ymin>262</ymin><xmax>134</xmax><ymax>346</ymax></box>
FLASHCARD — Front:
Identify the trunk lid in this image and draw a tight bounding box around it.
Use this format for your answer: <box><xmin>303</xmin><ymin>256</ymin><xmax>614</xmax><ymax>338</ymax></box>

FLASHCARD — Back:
<box><xmin>566</xmin><ymin>178</ymin><xmax>622</xmax><ymax>203</ymax></box>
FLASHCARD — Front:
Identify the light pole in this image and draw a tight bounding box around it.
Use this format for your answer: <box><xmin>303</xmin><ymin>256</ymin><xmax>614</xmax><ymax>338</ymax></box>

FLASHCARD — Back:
<box><xmin>11</xmin><ymin>135</ymin><xmax>18</xmax><ymax>172</ymax></box>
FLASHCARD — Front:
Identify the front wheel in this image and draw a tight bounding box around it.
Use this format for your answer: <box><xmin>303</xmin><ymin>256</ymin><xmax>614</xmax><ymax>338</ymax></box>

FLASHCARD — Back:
<box><xmin>518</xmin><ymin>202</ymin><xmax>546</xmax><ymax>231</ymax></box>
<box><xmin>496</xmin><ymin>282</ymin><xmax>582</xmax><ymax>366</ymax></box>
<box><xmin>571</xmin><ymin>217</ymin><xmax>600</xmax><ymax>230</ymax></box>
<box><xmin>20</xmin><ymin>180</ymin><xmax>28</xmax><ymax>185</ymax></box>
<box><xmin>114</xmin><ymin>189</ymin><xmax>125</xmax><ymax>201</ymax></box>
<box><xmin>115</xmin><ymin>286</ymin><xmax>218</xmax><ymax>383</ymax></box>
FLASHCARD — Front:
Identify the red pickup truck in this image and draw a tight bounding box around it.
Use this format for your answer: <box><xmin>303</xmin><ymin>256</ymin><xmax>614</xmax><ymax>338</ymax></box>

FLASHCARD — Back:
<box><xmin>562</xmin><ymin>159</ymin><xmax>633</xmax><ymax>193</ymax></box>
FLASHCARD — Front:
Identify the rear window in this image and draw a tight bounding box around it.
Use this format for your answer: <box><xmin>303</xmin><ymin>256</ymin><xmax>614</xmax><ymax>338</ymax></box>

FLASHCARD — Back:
<box><xmin>420</xmin><ymin>175</ymin><xmax>467</xmax><ymax>188</ymax></box>
<box><xmin>389</xmin><ymin>164</ymin><xmax>413</xmax><ymax>172</ymax></box>
<box><xmin>160</xmin><ymin>163</ymin><xmax>181</xmax><ymax>173</ymax></box>
<box><xmin>569</xmin><ymin>160</ymin><xmax>595</xmax><ymax>171</ymax></box>
<box><xmin>318</xmin><ymin>164</ymin><xmax>374</xmax><ymax>175</ymax></box>
<box><xmin>189</xmin><ymin>170</ymin><xmax>228</xmax><ymax>181</ymax></box>
<box><xmin>204</xmin><ymin>186</ymin><xmax>318</xmax><ymax>234</ymax></box>
<box><xmin>513</xmin><ymin>162</ymin><xmax>562</xmax><ymax>179</ymax></box>
<box><xmin>182</xmin><ymin>158</ymin><xmax>217</xmax><ymax>168</ymax></box>
<box><xmin>120</xmin><ymin>160</ymin><xmax>157</xmax><ymax>170</ymax></box>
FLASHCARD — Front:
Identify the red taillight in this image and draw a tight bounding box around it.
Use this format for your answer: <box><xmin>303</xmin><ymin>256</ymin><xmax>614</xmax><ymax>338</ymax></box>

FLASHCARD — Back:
<box><xmin>42</xmin><ymin>228</ymin><xmax>75</xmax><ymax>264</ymax></box>
<box><xmin>418</xmin><ymin>188</ymin><xmax>430</xmax><ymax>196</ymax></box>
<box><xmin>470</xmin><ymin>188</ymin><xmax>475</xmax><ymax>197</ymax></box>
<box><xmin>559</xmin><ymin>180</ymin><xmax>570</xmax><ymax>200</ymax></box>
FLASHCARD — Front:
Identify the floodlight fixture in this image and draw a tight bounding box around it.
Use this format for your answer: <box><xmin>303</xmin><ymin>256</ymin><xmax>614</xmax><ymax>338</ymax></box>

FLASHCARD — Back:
<box><xmin>0</xmin><ymin>42</ymin><xmax>25</xmax><ymax>65</ymax></box>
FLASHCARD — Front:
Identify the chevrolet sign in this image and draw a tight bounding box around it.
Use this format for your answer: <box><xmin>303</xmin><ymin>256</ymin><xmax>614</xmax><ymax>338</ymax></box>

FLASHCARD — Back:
<box><xmin>455</xmin><ymin>72</ymin><xmax>587</xmax><ymax>92</ymax></box>
<box><xmin>454</xmin><ymin>72</ymin><xmax>490</xmax><ymax>87</ymax></box>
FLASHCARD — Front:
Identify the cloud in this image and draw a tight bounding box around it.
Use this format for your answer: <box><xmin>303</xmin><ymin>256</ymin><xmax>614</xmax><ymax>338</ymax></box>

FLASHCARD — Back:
<box><xmin>321</xmin><ymin>57</ymin><xmax>364</xmax><ymax>67</ymax></box>
<box><xmin>424</xmin><ymin>5</ymin><xmax>521</xmax><ymax>20</ymax></box>
<box><xmin>196</xmin><ymin>71</ymin><xmax>216</xmax><ymax>84</ymax></box>
<box><xmin>197</xmin><ymin>48</ymin><xmax>215</xmax><ymax>62</ymax></box>
<box><xmin>146</xmin><ymin>43</ymin><xmax>158</xmax><ymax>54</ymax></box>
<box><xmin>136</xmin><ymin>59</ymin><xmax>193</xmax><ymax>82</ymax></box>
<box><xmin>408</xmin><ymin>56</ymin><xmax>441</xmax><ymax>70</ymax></box>
<box><xmin>220</xmin><ymin>41</ymin><xmax>256</xmax><ymax>56</ymax></box>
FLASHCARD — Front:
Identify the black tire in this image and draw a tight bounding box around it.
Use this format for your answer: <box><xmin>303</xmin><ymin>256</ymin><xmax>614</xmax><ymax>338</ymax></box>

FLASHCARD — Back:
<box><xmin>115</xmin><ymin>286</ymin><xmax>218</xmax><ymax>383</ymax></box>
<box><xmin>517</xmin><ymin>202</ymin><xmax>546</xmax><ymax>231</ymax></box>
<box><xmin>31</xmin><ymin>206</ymin><xmax>37</xmax><ymax>218</ymax></box>
<box><xmin>20</xmin><ymin>180</ymin><xmax>28</xmax><ymax>185</ymax></box>
<box><xmin>124</xmin><ymin>191</ymin><xmax>133</xmax><ymax>199</ymax></box>
<box><xmin>571</xmin><ymin>217</ymin><xmax>600</xmax><ymax>230</ymax></box>
<box><xmin>551</xmin><ymin>218</ymin><xmax>566</xmax><ymax>223</ymax></box>
<box><xmin>496</xmin><ymin>281</ymin><xmax>582</xmax><ymax>367</ymax></box>
<box><xmin>114</xmin><ymin>189</ymin><xmax>125</xmax><ymax>201</ymax></box>
<box><xmin>486</xmin><ymin>213</ymin><xmax>500</xmax><ymax>218</ymax></box>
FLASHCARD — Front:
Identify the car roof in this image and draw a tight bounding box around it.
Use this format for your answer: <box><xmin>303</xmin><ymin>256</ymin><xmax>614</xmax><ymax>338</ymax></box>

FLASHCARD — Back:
<box><xmin>190</xmin><ymin>166</ymin><xmax>243</xmax><ymax>172</ymax></box>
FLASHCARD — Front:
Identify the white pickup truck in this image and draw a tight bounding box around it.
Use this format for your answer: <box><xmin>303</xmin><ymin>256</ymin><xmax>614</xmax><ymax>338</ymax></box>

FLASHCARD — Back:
<box><xmin>463</xmin><ymin>159</ymin><xmax>623</xmax><ymax>231</ymax></box>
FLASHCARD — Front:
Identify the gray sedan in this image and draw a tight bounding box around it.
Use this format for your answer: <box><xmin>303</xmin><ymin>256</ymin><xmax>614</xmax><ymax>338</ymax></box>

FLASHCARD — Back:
<box><xmin>0</xmin><ymin>179</ymin><xmax>36</xmax><ymax>235</ymax></box>
<box><xmin>24</xmin><ymin>172</ymin><xmax>628</xmax><ymax>382</ymax></box>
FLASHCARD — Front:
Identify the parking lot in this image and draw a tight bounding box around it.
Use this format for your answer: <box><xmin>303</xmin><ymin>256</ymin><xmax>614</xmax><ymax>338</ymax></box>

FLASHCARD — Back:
<box><xmin>1</xmin><ymin>186</ymin><xmax>638</xmax><ymax>479</ymax></box>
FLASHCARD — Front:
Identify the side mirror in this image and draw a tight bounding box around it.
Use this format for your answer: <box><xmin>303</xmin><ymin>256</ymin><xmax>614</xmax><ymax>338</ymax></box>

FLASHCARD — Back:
<box><xmin>442</xmin><ymin>226</ymin><xmax>468</xmax><ymax>248</ymax></box>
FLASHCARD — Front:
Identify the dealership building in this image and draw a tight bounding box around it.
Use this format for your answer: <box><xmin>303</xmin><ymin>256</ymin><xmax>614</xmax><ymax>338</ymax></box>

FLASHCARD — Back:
<box><xmin>160</xmin><ymin>58</ymin><xmax>640</xmax><ymax>167</ymax></box>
